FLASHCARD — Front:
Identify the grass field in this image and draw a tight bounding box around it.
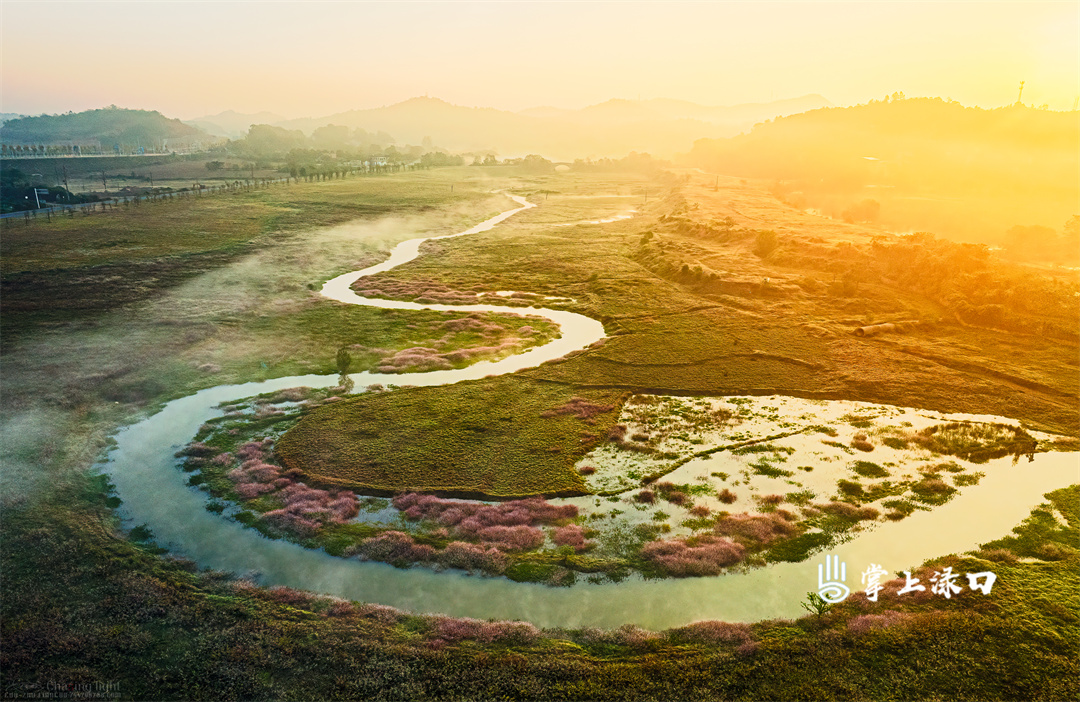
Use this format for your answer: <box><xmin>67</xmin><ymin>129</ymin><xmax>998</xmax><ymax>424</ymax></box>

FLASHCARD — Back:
<box><xmin>276</xmin><ymin>377</ymin><xmax>625</xmax><ymax>497</ymax></box>
<box><xmin>2</xmin><ymin>165</ymin><xmax>1077</xmax><ymax>699</ymax></box>
<box><xmin>270</xmin><ymin>170</ymin><xmax>1076</xmax><ymax>507</ymax></box>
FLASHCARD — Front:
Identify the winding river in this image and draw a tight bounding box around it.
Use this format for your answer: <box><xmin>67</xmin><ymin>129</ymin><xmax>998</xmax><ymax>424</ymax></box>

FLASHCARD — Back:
<box><xmin>104</xmin><ymin>195</ymin><xmax>1079</xmax><ymax>630</ymax></box>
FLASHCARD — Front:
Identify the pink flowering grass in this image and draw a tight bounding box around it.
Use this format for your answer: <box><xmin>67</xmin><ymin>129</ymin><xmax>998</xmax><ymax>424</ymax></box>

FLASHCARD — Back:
<box><xmin>265</xmin><ymin>586</ymin><xmax>315</xmax><ymax>608</ymax></box>
<box><xmin>847</xmin><ymin>611</ymin><xmax>913</xmax><ymax>634</ymax></box>
<box><xmin>429</xmin><ymin>616</ymin><xmax>540</xmax><ymax>644</ymax></box>
<box><xmin>437</xmin><ymin>541</ymin><xmax>508</xmax><ymax>574</ymax></box>
<box><xmin>672</xmin><ymin>620</ymin><xmax>753</xmax><ymax>645</ymax></box>
<box><xmin>235</xmin><ymin>482</ymin><xmax>275</xmax><ymax>499</ymax></box>
<box><xmin>577</xmin><ymin>625</ymin><xmax>660</xmax><ymax>648</ymax></box>
<box><xmin>714</xmin><ymin>512</ymin><xmax>798</xmax><ymax>545</ymax></box>
<box><xmin>353</xmin><ymin>603</ymin><xmax>405</xmax><ymax>623</ymax></box>
<box><xmin>474</xmin><ymin>525</ymin><xmax>545</xmax><ymax>551</ymax></box>
<box><xmin>552</xmin><ymin>524</ymin><xmax>591</xmax><ymax>551</ymax></box>
<box><xmin>689</xmin><ymin>504</ymin><xmax>712</xmax><ymax>518</ymax></box>
<box><xmin>393</xmin><ymin>494</ymin><xmax>577</xmax><ymax>542</ymax></box>
<box><xmin>177</xmin><ymin>441</ymin><xmax>215</xmax><ymax>457</ymax></box>
<box><xmin>209</xmin><ymin>435</ymin><xmax>361</xmax><ymax>538</ymax></box>
<box><xmin>352</xmin><ymin>531</ymin><xmax>436</xmax><ymax>564</ymax></box>
<box><xmin>635</xmin><ymin>490</ymin><xmax>656</xmax><ymax>504</ymax></box>
<box><xmin>540</xmin><ymin>397</ymin><xmax>616</xmax><ymax>422</ymax></box>
<box><xmin>324</xmin><ymin>600</ymin><xmax>356</xmax><ymax>618</ymax></box>
<box><xmin>261</xmin><ymin>510</ymin><xmax>320</xmax><ymax>538</ymax></box>
<box><xmin>640</xmin><ymin>535</ymin><xmax>745</xmax><ymax>576</ymax></box>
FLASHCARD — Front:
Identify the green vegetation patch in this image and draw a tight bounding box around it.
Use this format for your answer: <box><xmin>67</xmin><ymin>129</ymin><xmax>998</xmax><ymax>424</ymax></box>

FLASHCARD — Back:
<box><xmin>275</xmin><ymin>376</ymin><xmax>627</xmax><ymax>498</ymax></box>
<box><xmin>979</xmin><ymin>485</ymin><xmax>1079</xmax><ymax>560</ymax></box>
<box><xmin>914</xmin><ymin>422</ymin><xmax>1038</xmax><ymax>463</ymax></box>
<box><xmin>851</xmin><ymin>460</ymin><xmax>890</xmax><ymax>478</ymax></box>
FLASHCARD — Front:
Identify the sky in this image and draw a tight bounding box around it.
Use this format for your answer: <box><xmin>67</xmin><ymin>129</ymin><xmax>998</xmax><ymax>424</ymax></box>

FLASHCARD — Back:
<box><xmin>1</xmin><ymin>1</ymin><xmax>1076</xmax><ymax>119</ymax></box>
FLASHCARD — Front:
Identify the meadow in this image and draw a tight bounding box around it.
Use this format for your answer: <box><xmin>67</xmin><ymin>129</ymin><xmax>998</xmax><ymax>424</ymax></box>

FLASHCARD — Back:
<box><xmin>1</xmin><ymin>166</ymin><xmax>1077</xmax><ymax>699</ymax></box>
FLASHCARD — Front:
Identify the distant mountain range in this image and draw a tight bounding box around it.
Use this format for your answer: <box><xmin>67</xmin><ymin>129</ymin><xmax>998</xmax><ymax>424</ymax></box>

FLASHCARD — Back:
<box><xmin>257</xmin><ymin>95</ymin><xmax>832</xmax><ymax>159</ymax></box>
<box><xmin>0</xmin><ymin>95</ymin><xmax>833</xmax><ymax>159</ymax></box>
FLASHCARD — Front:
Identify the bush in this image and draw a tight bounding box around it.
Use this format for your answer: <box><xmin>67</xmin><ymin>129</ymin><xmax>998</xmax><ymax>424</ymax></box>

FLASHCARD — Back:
<box><xmin>640</xmin><ymin>535</ymin><xmax>745</xmax><ymax>576</ymax></box>
<box><xmin>754</xmin><ymin>230</ymin><xmax>778</xmax><ymax>257</ymax></box>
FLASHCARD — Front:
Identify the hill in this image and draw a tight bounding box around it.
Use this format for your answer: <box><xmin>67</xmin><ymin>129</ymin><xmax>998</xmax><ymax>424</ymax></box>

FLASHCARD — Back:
<box><xmin>0</xmin><ymin>107</ymin><xmax>209</xmax><ymax>150</ymax></box>
<box><xmin>274</xmin><ymin>95</ymin><xmax>829</xmax><ymax>160</ymax></box>
<box><xmin>684</xmin><ymin>97</ymin><xmax>1079</xmax><ymax>251</ymax></box>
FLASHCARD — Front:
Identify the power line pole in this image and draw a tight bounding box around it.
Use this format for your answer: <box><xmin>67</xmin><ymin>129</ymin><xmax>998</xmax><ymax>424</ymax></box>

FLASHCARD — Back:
<box><xmin>1016</xmin><ymin>81</ymin><xmax>1025</xmax><ymax>105</ymax></box>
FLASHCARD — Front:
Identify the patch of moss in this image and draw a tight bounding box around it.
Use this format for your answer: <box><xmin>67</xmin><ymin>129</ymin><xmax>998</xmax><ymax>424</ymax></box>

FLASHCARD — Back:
<box><xmin>851</xmin><ymin>460</ymin><xmax>889</xmax><ymax>478</ymax></box>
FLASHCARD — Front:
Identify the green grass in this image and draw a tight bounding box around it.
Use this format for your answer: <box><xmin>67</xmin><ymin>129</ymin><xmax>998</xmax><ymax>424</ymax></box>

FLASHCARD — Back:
<box><xmin>851</xmin><ymin>460</ymin><xmax>890</xmax><ymax>478</ymax></box>
<box><xmin>978</xmin><ymin>485</ymin><xmax>1079</xmax><ymax>559</ymax></box>
<box><xmin>275</xmin><ymin>376</ymin><xmax>627</xmax><ymax>498</ymax></box>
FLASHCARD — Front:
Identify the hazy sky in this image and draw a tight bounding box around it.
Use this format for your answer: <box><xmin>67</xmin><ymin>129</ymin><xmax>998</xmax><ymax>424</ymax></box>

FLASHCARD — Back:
<box><xmin>2</xmin><ymin>1</ymin><xmax>1076</xmax><ymax>118</ymax></box>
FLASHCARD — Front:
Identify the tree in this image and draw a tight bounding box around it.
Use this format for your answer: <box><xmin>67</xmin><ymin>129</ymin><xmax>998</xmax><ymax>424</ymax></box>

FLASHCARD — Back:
<box><xmin>312</xmin><ymin>124</ymin><xmax>349</xmax><ymax>150</ymax></box>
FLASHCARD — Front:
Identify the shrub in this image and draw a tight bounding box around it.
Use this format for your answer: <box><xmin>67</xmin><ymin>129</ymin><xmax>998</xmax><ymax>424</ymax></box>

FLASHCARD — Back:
<box><xmin>475</xmin><ymin>525</ymin><xmax>544</xmax><ymax>551</ymax></box>
<box><xmin>672</xmin><ymin>620</ymin><xmax>753</xmax><ymax>645</ymax></box>
<box><xmin>717</xmin><ymin>488</ymin><xmax>738</xmax><ymax>504</ymax></box>
<box><xmin>393</xmin><ymin>494</ymin><xmax>577</xmax><ymax>535</ymax></box>
<box><xmin>847</xmin><ymin>611</ymin><xmax>911</xmax><ymax>634</ymax></box>
<box><xmin>978</xmin><ymin>548</ymin><xmax>1018</xmax><ymax>563</ymax></box>
<box><xmin>754</xmin><ymin>229</ymin><xmax>778</xmax><ymax>257</ymax></box>
<box><xmin>577</xmin><ymin>625</ymin><xmax>660</xmax><ymax>648</ymax></box>
<box><xmin>640</xmin><ymin>535</ymin><xmax>745</xmax><ymax>576</ymax></box>
<box><xmin>851</xmin><ymin>461</ymin><xmax>889</xmax><ymax>478</ymax></box>
<box><xmin>353</xmin><ymin>531</ymin><xmax>435</xmax><ymax>564</ymax></box>
<box><xmin>266</xmin><ymin>586</ymin><xmax>314</xmax><ymax>608</ymax></box>
<box><xmin>438</xmin><ymin>541</ymin><xmax>507</xmax><ymax>574</ymax></box>
<box><xmin>715</xmin><ymin>513</ymin><xmax>798</xmax><ymax>545</ymax></box>
<box><xmin>552</xmin><ymin>524</ymin><xmax>590</xmax><ymax>551</ymax></box>
<box><xmin>607</xmin><ymin>424</ymin><xmax>628</xmax><ymax>441</ymax></box>
<box><xmin>911</xmin><ymin>477</ymin><xmax>957</xmax><ymax>505</ymax></box>
<box><xmin>540</xmin><ymin>397</ymin><xmax>616</xmax><ymax>422</ymax></box>
<box><xmin>820</xmin><ymin>502</ymin><xmax>879</xmax><ymax>521</ymax></box>
<box><xmin>430</xmin><ymin>616</ymin><xmax>540</xmax><ymax>644</ymax></box>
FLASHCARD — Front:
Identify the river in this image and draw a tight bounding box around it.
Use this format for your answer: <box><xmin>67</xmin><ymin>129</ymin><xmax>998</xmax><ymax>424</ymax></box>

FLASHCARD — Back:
<box><xmin>103</xmin><ymin>194</ymin><xmax>1079</xmax><ymax>630</ymax></box>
